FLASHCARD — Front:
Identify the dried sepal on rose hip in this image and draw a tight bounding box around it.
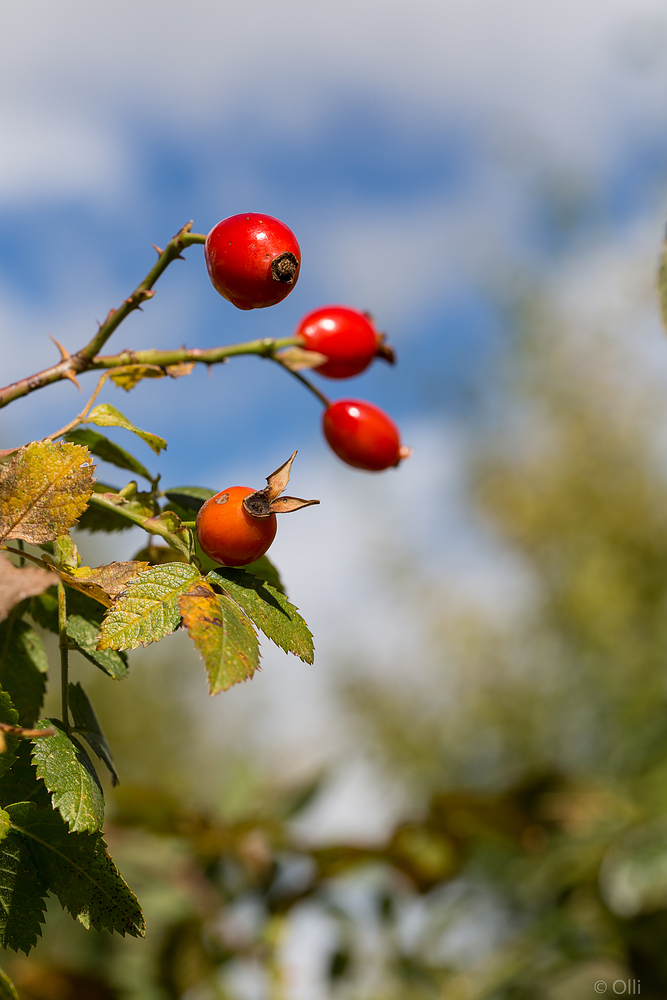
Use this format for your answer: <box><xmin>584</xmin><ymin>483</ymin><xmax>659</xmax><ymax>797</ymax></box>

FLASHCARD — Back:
<box><xmin>196</xmin><ymin>452</ymin><xmax>319</xmax><ymax>567</ymax></box>
<box><xmin>323</xmin><ymin>399</ymin><xmax>411</xmax><ymax>472</ymax></box>
<box><xmin>287</xmin><ymin>305</ymin><xmax>395</xmax><ymax>379</ymax></box>
<box><xmin>205</xmin><ymin>213</ymin><xmax>301</xmax><ymax>310</ymax></box>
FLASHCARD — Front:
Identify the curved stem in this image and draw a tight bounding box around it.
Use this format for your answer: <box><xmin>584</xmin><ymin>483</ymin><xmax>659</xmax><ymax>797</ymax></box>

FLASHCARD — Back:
<box><xmin>274</xmin><ymin>362</ymin><xmax>331</xmax><ymax>408</ymax></box>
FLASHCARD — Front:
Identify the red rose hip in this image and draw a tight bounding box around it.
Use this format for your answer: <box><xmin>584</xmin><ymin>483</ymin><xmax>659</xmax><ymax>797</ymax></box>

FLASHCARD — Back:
<box><xmin>295</xmin><ymin>305</ymin><xmax>394</xmax><ymax>379</ymax></box>
<box><xmin>323</xmin><ymin>399</ymin><xmax>411</xmax><ymax>471</ymax></box>
<box><xmin>196</xmin><ymin>454</ymin><xmax>319</xmax><ymax>566</ymax></box>
<box><xmin>205</xmin><ymin>213</ymin><xmax>300</xmax><ymax>310</ymax></box>
<box><xmin>196</xmin><ymin>486</ymin><xmax>277</xmax><ymax>566</ymax></box>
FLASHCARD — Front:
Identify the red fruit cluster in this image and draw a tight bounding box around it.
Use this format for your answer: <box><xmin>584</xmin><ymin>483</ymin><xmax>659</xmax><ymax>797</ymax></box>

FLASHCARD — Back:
<box><xmin>204</xmin><ymin>213</ymin><xmax>409</xmax><ymax>492</ymax></box>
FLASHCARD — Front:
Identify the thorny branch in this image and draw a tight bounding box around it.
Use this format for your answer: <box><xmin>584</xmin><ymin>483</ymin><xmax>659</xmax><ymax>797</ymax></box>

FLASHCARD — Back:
<box><xmin>0</xmin><ymin>222</ymin><xmax>208</xmax><ymax>410</ymax></box>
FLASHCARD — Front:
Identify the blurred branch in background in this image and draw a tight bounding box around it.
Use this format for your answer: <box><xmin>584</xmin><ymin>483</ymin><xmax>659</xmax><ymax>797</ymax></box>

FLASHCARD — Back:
<box><xmin>11</xmin><ymin>279</ymin><xmax>667</xmax><ymax>999</ymax></box>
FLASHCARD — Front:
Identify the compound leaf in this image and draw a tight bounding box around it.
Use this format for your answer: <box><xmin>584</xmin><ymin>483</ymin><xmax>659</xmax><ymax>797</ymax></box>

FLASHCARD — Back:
<box><xmin>179</xmin><ymin>579</ymin><xmax>259</xmax><ymax>694</ymax></box>
<box><xmin>0</xmin><ymin>441</ymin><xmax>95</xmax><ymax>545</ymax></box>
<box><xmin>86</xmin><ymin>404</ymin><xmax>166</xmax><ymax>455</ymax></box>
<box><xmin>0</xmin><ymin>554</ymin><xmax>58</xmax><ymax>623</ymax></box>
<box><xmin>97</xmin><ymin>562</ymin><xmax>200</xmax><ymax>651</ymax></box>
<box><xmin>30</xmin><ymin>722</ymin><xmax>104</xmax><ymax>834</ymax></box>
<box><xmin>66</xmin><ymin>615</ymin><xmax>128</xmax><ymax>679</ymax></box>
<box><xmin>64</xmin><ymin>428</ymin><xmax>153</xmax><ymax>482</ymax></box>
<box><xmin>69</xmin><ymin>682</ymin><xmax>118</xmax><ymax>786</ymax></box>
<box><xmin>0</xmin><ymin>806</ymin><xmax>47</xmax><ymax>953</ymax></box>
<box><xmin>209</xmin><ymin>569</ymin><xmax>314</xmax><ymax>663</ymax></box>
<box><xmin>0</xmin><ymin>618</ymin><xmax>47</xmax><ymax>727</ymax></box>
<box><xmin>6</xmin><ymin>801</ymin><xmax>144</xmax><ymax>938</ymax></box>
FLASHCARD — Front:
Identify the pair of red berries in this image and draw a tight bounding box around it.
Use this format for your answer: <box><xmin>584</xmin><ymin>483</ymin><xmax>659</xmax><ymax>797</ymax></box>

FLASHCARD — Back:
<box><xmin>205</xmin><ymin>213</ymin><xmax>410</xmax><ymax>474</ymax></box>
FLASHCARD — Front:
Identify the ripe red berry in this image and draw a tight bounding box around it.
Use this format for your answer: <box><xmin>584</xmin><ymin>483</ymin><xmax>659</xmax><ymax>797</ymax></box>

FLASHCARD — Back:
<box><xmin>295</xmin><ymin>305</ymin><xmax>394</xmax><ymax>379</ymax></box>
<box><xmin>205</xmin><ymin>213</ymin><xmax>301</xmax><ymax>310</ymax></box>
<box><xmin>322</xmin><ymin>400</ymin><xmax>411</xmax><ymax>471</ymax></box>
<box><xmin>196</xmin><ymin>486</ymin><xmax>277</xmax><ymax>566</ymax></box>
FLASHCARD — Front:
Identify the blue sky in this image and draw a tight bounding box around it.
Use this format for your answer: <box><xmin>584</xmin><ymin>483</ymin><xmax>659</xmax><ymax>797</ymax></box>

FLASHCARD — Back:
<box><xmin>4</xmin><ymin>0</ymin><xmax>667</xmax><ymax>808</ymax></box>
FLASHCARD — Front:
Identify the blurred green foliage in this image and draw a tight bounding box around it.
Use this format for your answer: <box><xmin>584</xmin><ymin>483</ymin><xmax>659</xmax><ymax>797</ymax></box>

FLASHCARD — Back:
<box><xmin>8</xmin><ymin>302</ymin><xmax>667</xmax><ymax>999</ymax></box>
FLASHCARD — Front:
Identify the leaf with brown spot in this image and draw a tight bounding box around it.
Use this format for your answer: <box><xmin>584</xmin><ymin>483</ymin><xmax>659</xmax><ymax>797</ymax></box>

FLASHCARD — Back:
<box><xmin>0</xmin><ymin>554</ymin><xmax>58</xmax><ymax>623</ymax></box>
<box><xmin>59</xmin><ymin>561</ymin><xmax>150</xmax><ymax>607</ymax></box>
<box><xmin>179</xmin><ymin>578</ymin><xmax>260</xmax><ymax>694</ymax></box>
<box><xmin>97</xmin><ymin>562</ymin><xmax>200</xmax><ymax>650</ymax></box>
<box><xmin>0</xmin><ymin>441</ymin><xmax>96</xmax><ymax>544</ymax></box>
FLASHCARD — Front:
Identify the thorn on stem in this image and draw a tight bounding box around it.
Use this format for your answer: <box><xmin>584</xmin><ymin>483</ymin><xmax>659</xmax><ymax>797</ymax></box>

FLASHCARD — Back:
<box><xmin>48</xmin><ymin>335</ymin><xmax>71</xmax><ymax>361</ymax></box>
<box><xmin>151</xmin><ymin>244</ymin><xmax>164</xmax><ymax>256</ymax></box>
<box><xmin>63</xmin><ymin>370</ymin><xmax>82</xmax><ymax>392</ymax></box>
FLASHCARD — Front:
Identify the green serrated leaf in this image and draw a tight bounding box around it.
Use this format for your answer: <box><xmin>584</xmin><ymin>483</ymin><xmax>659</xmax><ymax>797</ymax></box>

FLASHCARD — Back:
<box><xmin>209</xmin><ymin>569</ymin><xmax>314</xmax><ymax>663</ymax></box>
<box><xmin>97</xmin><ymin>563</ymin><xmax>200</xmax><ymax>651</ymax></box>
<box><xmin>0</xmin><ymin>440</ymin><xmax>96</xmax><ymax>545</ymax></box>
<box><xmin>244</xmin><ymin>554</ymin><xmax>286</xmax><ymax>594</ymax></box>
<box><xmin>86</xmin><ymin>404</ymin><xmax>166</xmax><ymax>455</ymax></box>
<box><xmin>0</xmin><ymin>965</ymin><xmax>19</xmax><ymax>1000</ymax></box>
<box><xmin>66</xmin><ymin>615</ymin><xmax>128</xmax><ymax>679</ymax></box>
<box><xmin>0</xmin><ymin>740</ymin><xmax>50</xmax><ymax>810</ymax></box>
<box><xmin>179</xmin><ymin>579</ymin><xmax>260</xmax><ymax>694</ymax></box>
<box><xmin>163</xmin><ymin>486</ymin><xmax>215</xmax><ymax>513</ymax></box>
<box><xmin>0</xmin><ymin>618</ymin><xmax>48</xmax><ymax>727</ymax></box>
<box><xmin>65</xmin><ymin>428</ymin><xmax>154</xmax><ymax>482</ymax></box>
<box><xmin>0</xmin><ymin>808</ymin><xmax>47</xmax><ymax>952</ymax></box>
<box><xmin>69</xmin><ymin>682</ymin><xmax>118</xmax><ymax>786</ymax></box>
<box><xmin>7</xmin><ymin>801</ymin><xmax>144</xmax><ymax>938</ymax></box>
<box><xmin>30</xmin><ymin>721</ymin><xmax>104</xmax><ymax>833</ymax></box>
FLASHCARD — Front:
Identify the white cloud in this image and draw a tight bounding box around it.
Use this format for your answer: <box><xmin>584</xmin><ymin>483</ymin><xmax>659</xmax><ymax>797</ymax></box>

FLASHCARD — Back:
<box><xmin>0</xmin><ymin>0</ymin><xmax>666</xmax><ymax>203</ymax></box>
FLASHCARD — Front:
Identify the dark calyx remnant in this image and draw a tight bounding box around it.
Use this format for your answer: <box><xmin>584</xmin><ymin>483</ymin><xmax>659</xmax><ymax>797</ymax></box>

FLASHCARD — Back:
<box><xmin>270</xmin><ymin>252</ymin><xmax>299</xmax><ymax>284</ymax></box>
<box><xmin>243</xmin><ymin>490</ymin><xmax>273</xmax><ymax>518</ymax></box>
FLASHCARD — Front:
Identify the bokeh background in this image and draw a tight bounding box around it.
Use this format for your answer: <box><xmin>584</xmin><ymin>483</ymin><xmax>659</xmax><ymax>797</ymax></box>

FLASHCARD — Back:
<box><xmin>5</xmin><ymin>2</ymin><xmax>667</xmax><ymax>998</ymax></box>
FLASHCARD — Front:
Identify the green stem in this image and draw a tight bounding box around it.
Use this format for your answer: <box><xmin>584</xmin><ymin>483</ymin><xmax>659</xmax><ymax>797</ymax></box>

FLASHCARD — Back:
<box><xmin>90</xmin><ymin>336</ymin><xmax>298</xmax><ymax>371</ymax></box>
<box><xmin>87</xmin><ymin>495</ymin><xmax>189</xmax><ymax>555</ymax></box>
<box><xmin>58</xmin><ymin>582</ymin><xmax>69</xmax><ymax>729</ymax></box>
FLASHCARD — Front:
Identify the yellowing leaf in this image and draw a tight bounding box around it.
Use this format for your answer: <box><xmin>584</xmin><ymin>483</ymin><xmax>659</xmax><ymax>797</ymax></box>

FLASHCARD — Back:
<box><xmin>97</xmin><ymin>562</ymin><xmax>200</xmax><ymax>651</ymax></box>
<box><xmin>86</xmin><ymin>404</ymin><xmax>166</xmax><ymax>454</ymax></box>
<box><xmin>59</xmin><ymin>561</ymin><xmax>150</xmax><ymax>607</ymax></box>
<box><xmin>0</xmin><ymin>441</ymin><xmax>96</xmax><ymax>544</ymax></box>
<box><xmin>109</xmin><ymin>365</ymin><xmax>166</xmax><ymax>391</ymax></box>
<box><xmin>179</xmin><ymin>579</ymin><xmax>260</xmax><ymax>694</ymax></box>
<box><xmin>0</xmin><ymin>553</ymin><xmax>58</xmax><ymax>622</ymax></box>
